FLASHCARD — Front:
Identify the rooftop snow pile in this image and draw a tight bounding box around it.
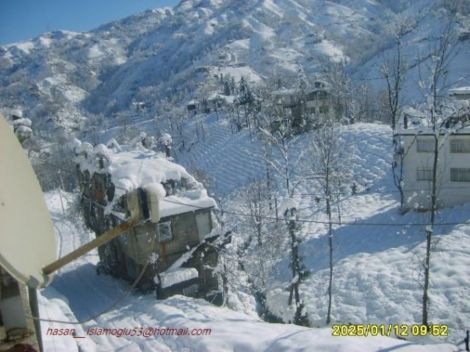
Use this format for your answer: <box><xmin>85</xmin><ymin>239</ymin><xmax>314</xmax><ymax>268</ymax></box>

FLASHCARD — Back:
<box><xmin>74</xmin><ymin>140</ymin><xmax>216</xmax><ymax>218</ymax></box>
<box><xmin>398</xmin><ymin>100</ymin><xmax>470</xmax><ymax>133</ymax></box>
<box><xmin>157</xmin><ymin>268</ymin><xmax>199</xmax><ymax>289</ymax></box>
<box><xmin>449</xmin><ymin>86</ymin><xmax>470</xmax><ymax>96</ymax></box>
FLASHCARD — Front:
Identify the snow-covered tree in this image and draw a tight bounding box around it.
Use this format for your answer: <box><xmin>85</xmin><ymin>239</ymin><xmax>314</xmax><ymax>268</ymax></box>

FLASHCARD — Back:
<box><xmin>280</xmin><ymin>198</ymin><xmax>310</xmax><ymax>326</ymax></box>
<box><xmin>239</xmin><ymin>180</ymin><xmax>285</xmax><ymax>319</ymax></box>
<box><xmin>393</xmin><ymin>132</ymin><xmax>418</xmax><ymax>210</ymax></box>
<box><xmin>258</xmin><ymin>105</ymin><xmax>304</xmax><ymax>197</ymax></box>
<box><xmin>381</xmin><ymin>16</ymin><xmax>412</xmax><ymax>130</ymax></box>
<box><xmin>307</xmin><ymin>116</ymin><xmax>352</xmax><ymax>324</ymax></box>
<box><xmin>320</xmin><ymin>60</ymin><xmax>353</xmax><ymax>123</ymax></box>
<box><xmin>414</xmin><ymin>13</ymin><xmax>463</xmax><ymax>326</ymax></box>
<box><xmin>158</xmin><ymin>132</ymin><xmax>173</xmax><ymax>158</ymax></box>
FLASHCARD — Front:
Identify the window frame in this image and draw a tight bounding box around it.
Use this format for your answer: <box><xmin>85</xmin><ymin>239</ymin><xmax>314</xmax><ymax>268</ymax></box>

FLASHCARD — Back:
<box><xmin>157</xmin><ymin>220</ymin><xmax>173</xmax><ymax>242</ymax></box>
<box><xmin>416</xmin><ymin>139</ymin><xmax>435</xmax><ymax>153</ymax></box>
<box><xmin>450</xmin><ymin>168</ymin><xmax>470</xmax><ymax>182</ymax></box>
<box><xmin>450</xmin><ymin>139</ymin><xmax>470</xmax><ymax>153</ymax></box>
<box><xmin>319</xmin><ymin>106</ymin><xmax>329</xmax><ymax>114</ymax></box>
<box><xmin>416</xmin><ymin>168</ymin><xmax>433</xmax><ymax>181</ymax></box>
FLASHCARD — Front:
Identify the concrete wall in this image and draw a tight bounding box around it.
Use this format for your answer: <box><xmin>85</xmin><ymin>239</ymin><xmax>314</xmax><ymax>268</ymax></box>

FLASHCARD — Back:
<box><xmin>107</xmin><ymin>209</ymin><xmax>213</xmax><ymax>282</ymax></box>
<box><xmin>398</xmin><ymin>133</ymin><xmax>470</xmax><ymax>209</ymax></box>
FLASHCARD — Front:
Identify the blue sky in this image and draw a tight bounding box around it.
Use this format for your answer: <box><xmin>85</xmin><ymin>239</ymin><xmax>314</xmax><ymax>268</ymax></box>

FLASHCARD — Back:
<box><xmin>0</xmin><ymin>0</ymin><xmax>179</xmax><ymax>45</ymax></box>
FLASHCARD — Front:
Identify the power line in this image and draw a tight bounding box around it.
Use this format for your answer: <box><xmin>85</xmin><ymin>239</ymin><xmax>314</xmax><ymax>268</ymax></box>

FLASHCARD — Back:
<box><xmin>163</xmin><ymin>198</ymin><xmax>468</xmax><ymax>227</ymax></box>
<box><xmin>296</xmin><ymin>186</ymin><xmax>470</xmax><ymax>196</ymax></box>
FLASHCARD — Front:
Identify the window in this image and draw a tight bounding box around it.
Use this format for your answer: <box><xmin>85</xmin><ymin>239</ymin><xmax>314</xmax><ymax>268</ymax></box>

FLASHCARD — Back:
<box><xmin>157</xmin><ymin>221</ymin><xmax>173</xmax><ymax>242</ymax></box>
<box><xmin>417</xmin><ymin>168</ymin><xmax>433</xmax><ymax>181</ymax></box>
<box><xmin>416</xmin><ymin>139</ymin><xmax>434</xmax><ymax>153</ymax></box>
<box><xmin>318</xmin><ymin>91</ymin><xmax>327</xmax><ymax>100</ymax></box>
<box><xmin>450</xmin><ymin>139</ymin><xmax>470</xmax><ymax>153</ymax></box>
<box><xmin>450</xmin><ymin>168</ymin><xmax>470</xmax><ymax>182</ymax></box>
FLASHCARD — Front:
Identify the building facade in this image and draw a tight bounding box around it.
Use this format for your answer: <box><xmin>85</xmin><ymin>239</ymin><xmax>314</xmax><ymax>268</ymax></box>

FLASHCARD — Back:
<box><xmin>75</xmin><ymin>141</ymin><xmax>222</xmax><ymax>302</ymax></box>
<box><xmin>271</xmin><ymin>79</ymin><xmax>336</xmax><ymax>132</ymax></box>
<box><xmin>395</xmin><ymin>87</ymin><xmax>470</xmax><ymax>210</ymax></box>
<box><xmin>395</xmin><ymin>130</ymin><xmax>470</xmax><ymax>209</ymax></box>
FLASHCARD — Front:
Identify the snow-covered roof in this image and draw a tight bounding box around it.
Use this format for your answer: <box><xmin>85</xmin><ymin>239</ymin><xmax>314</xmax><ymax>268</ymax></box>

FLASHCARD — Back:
<box><xmin>11</xmin><ymin>118</ymin><xmax>32</xmax><ymax>127</ymax></box>
<box><xmin>207</xmin><ymin>92</ymin><xmax>235</xmax><ymax>104</ymax></box>
<box><xmin>272</xmin><ymin>83</ymin><xmax>329</xmax><ymax>99</ymax></box>
<box><xmin>396</xmin><ymin>104</ymin><xmax>470</xmax><ymax>135</ymax></box>
<box><xmin>312</xmin><ymin>79</ymin><xmax>329</xmax><ymax>91</ymax></box>
<box><xmin>207</xmin><ymin>92</ymin><xmax>222</xmax><ymax>101</ymax></box>
<box><xmin>10</xmin><ymin>109</ymin><xmax>23</xmax><ymax>118</ymax></box>
<box><xmin>398</xmin><ymin>106</ymin><xmax>428</xmax><ymax>130</ymax></box>
<box><xmin>159</xmin><ymin>133</ymin><xmax>172</xmax><ymax>145</ymax></box>
<box><xmin>75</xmin><ymin>141</ymin><xmax>216</xmax><ymax>218</ymax></box>
<box><xmin>14</xmin><ymin>125</ymin><xmax>33</xmax><ymax>135</ymax></box>
<box><xmin>449</xmin><ymin>86</ymin><xmax>470</xmax><ymax>97</ymax></box>
<box><xmin>272</xmin><ymin>88</ymin><xmax>297</xmax><ymax>96</ymax></box>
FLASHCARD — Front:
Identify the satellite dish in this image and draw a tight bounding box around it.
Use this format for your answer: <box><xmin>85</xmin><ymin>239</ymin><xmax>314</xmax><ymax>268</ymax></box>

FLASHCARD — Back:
<box><xmin>0</xmin><ymin>115</ymin><xmax>57</xmax><ymax>288</ymax></box>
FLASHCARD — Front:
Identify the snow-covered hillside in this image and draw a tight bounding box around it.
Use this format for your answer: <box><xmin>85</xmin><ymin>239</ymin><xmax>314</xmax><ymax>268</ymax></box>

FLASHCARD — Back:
<box><xmin>37</xmin><ymin>122</ymin><xmax>468</xmax><ymax>351</ymax></box>
<box><xmin>1</xmin><ymin>0</ymin><xmax>468</xmax><ymax>135</ymax></box>
<box><xmin>39</xmin><ymin>185</ymin><xmax>460</xmax><ymax>352</ymax></box>
<box><xmin>179</xmin><ymin>118</ymin><xmax>469</xmax><ymax>343</ymax></box>
<box><xmin>3</xmin><ymin>0</ymin><xmax>468</xmax><ymax>349</ymax></box>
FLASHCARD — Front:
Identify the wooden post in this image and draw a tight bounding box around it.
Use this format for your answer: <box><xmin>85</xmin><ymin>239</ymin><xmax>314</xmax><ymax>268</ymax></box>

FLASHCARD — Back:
<box><xmin>42</xmin><ymin>218</ymin><xmax>140</xmax><ymax>275</ymax></box>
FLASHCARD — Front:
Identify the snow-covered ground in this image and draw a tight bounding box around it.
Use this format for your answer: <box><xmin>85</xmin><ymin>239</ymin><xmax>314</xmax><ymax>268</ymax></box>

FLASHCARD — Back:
<box><xmin>37</xmin><ymin>122</ymin><xmax>468</xmax><ymax>351</ymax></box>
<box><xmin>177</xmin><ymin>118</ymin><xmax>469</xmax><ymax>344</ymax></box>
<box><xmin>4</xmin><ymin>0</ymin><xmax>467</xmax><ymax>137</ymax></box>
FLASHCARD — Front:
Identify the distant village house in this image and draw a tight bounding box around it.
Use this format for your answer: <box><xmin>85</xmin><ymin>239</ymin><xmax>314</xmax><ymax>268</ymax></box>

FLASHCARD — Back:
<box><xmin>271</xmin><ymin>79</ymin><xmax>336</xmax><ymax>132</ymax></box>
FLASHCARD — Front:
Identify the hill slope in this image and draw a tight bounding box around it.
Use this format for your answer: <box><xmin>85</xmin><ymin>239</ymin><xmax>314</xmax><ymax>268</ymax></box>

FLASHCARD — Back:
<box><xmin>1</xmin><ymin>0</ymin><xmax>468</xmax><ymax>135</ymax></box>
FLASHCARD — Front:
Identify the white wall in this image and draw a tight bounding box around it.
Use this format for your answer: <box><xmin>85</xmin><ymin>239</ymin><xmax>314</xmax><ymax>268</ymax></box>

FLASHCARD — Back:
<box><xmin>399</xmin><ymin>134</ymin><xmax>470</xmax><ymax>209</ymax></box>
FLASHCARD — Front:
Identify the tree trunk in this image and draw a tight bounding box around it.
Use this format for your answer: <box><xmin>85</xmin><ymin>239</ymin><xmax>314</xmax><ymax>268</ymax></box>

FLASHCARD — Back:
<box><xmin>275</xmin><ymin>197</ymin><xmax>279</xmax><ymax>222</ymax></box>
<box><xmin>288</xmin><ymin>221</ymin><xmax>305</xmax><ymax>326</ymax></box>
<box><xmin>326</xmin><ymin>195</ymin><xmax>333</xmax><ymax>325</ymax></box>
<box><xmin>422</xmin><ymin>135</ymin><xmax>438</xmax><ymax>325</ymax></box>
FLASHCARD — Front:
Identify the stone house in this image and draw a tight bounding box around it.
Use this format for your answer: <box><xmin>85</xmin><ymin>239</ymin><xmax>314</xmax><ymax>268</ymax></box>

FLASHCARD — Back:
<box><xmin>186</xmin><ymin>99</ymin><xmax>199</xmax><ymax>115</ymax></box>
<box><xmin>74</xmin><ymin>140</ymin><xmax>222</xmax><ymax>303</ymax></box>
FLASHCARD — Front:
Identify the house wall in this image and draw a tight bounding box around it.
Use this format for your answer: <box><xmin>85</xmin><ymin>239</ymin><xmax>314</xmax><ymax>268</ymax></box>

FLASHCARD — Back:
<box><xmin>399</xmin><ymin>134</ymin><xmax>470</xmax><ymax>209</ymax></box>
<box><xmin>305</xmin><ymin>90</ymin><xmax>333</xmax><ymax>115</ymax></box>
<box><xmin>78</xmin><ymin>164</ymin><xmax>218</xmax><ymax>295</ymax></box>
<box><xmin>189</xmin><ymin>242</ymin><xmax>219</xmax><ymax>300</ymax></box>
<box><xmin>282</xmin><ymin>90</ymin><xmax>335</xmax><ymax>130</ymax></box>
<box><xmin>99</xmin><ymin>209</ymin><xmax>213</xmax><ymax>286</ymax></box>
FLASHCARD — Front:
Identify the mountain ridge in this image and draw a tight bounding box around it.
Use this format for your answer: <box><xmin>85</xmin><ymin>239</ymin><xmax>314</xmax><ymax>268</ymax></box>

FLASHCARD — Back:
<box><xmin>0</xmin><ymin>0</ymin><xmax>468</xmax><ymax>134</ymax></box>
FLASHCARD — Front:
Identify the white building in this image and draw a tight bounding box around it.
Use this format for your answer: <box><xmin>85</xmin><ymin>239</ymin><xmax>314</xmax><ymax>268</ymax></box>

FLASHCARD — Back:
<box><xmin>395</xmin><ymin>87</ymin><xmax>470</xmax><ymax>210</ymax></box>
<box><xmin>449</xmin><ymin>86</ymin><xmax>470</xmax><ymax>101</ymax></box>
